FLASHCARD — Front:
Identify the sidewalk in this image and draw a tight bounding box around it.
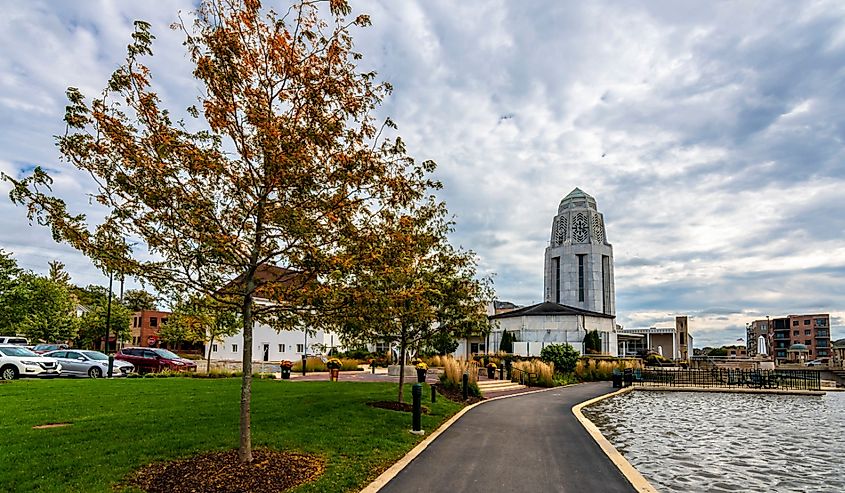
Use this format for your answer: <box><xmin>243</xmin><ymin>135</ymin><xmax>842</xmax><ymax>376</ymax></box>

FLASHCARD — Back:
<box><xmin>377</xmin><ymin>382</ymin><xmax>637</xmax><ymax>493</ymax></box>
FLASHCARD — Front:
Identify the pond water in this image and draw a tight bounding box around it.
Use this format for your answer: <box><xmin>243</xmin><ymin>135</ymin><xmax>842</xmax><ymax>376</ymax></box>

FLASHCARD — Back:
<box><xmin>583</xmin><ymin>390</ymin><xmax>845</xmax><ymax>493</ymax></box>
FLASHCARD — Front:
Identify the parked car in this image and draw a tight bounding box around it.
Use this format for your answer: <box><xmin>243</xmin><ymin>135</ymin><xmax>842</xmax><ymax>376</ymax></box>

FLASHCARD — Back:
<box><xmin>42</xmin><ymin>349</ymin><xmax>133</xmax><ymax>378</ymax></box>
<box><xmin>0</xmin><ymin>344</ymin><xmax>62</xmax><ymax>380</ymax></box>
<box><xmin>33</xmin><ymin>343</ymin><xmax>70</xmax><ymax>354</ymax></box>
<box><xmin>0</xmin><ymin>336</ymin><xmax>29</xmax><ymax>346</ymax></box>
<box><xmin>115</xmin><ymin>347</ymin><xmax>197</xmax><ymax>373</ymax></box>
<box><xmin>805</xmin><ymin>359</ymin><xmax>827</xmax><ymax>367</ymax></box>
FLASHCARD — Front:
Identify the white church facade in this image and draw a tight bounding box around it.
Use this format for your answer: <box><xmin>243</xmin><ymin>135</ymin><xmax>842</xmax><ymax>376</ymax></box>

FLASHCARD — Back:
<box><xmin>486</xmin><ymin>188</ymin><xmax>620</xmax><ymax>357</ymax></box>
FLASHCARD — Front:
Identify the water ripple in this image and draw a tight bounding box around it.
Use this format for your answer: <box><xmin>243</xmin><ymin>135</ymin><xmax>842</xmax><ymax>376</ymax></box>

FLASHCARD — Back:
<box><xmin>583</xmin><ymin>391</ymin><xmax>845</xmax><ymax>493</ymax></box>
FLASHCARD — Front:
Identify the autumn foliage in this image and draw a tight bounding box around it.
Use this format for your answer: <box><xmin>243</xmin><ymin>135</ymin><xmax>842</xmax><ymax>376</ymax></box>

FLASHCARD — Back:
<box><xmin>3</xmin><ymin>0</ymin><xmax>491</xmax><ymax>463</ymax></box>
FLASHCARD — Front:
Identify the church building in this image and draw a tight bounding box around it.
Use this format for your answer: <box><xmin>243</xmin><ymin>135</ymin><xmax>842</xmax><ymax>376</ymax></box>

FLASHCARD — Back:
<box><xmin>488</xmin><ymin>188</ymin><xmax>619</xmax><ymax>356</ymax></box>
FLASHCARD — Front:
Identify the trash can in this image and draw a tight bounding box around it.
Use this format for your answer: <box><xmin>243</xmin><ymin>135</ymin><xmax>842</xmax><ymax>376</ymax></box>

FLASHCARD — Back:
<box><xmin>281</xmin><ymin>367</ymin><xmax>291</xmax><ymax>379</ymax></box>
<box><xmin>612</xmin><ymin>372</ymin><xmax>623</xmax><ymax>388</ymax></box>
<box><xmin>623</xmin><ymin>368</ymin><xmax>633</xmax><ymax>387</ymax></box>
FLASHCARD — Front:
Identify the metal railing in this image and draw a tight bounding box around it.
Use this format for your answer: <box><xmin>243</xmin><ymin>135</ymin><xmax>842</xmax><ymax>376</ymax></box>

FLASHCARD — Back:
<box><xmin>511</xmin><ymin>367</ymin><xmax>538</xmax><ymax>386</ymax></box>
<box><xmin>632</xmin><ymin>368</ymin><xmax>821</xmax><ymax>391</ymax></box>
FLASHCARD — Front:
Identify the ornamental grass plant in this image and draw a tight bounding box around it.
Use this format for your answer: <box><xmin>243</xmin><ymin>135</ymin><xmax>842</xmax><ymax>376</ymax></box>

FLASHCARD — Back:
<box><xmin>425</xmin><ymin>355</ymin><xmax>448</xmax><ymax>368</ymax></box>
<box><xmin>511</xmin><ymin>359</ymin><xmax>555</xmax><ymax>387</ymax></box>
<box><xmin>439</xmin><ymin>357</ymin><xmax>477</xmax><ymax>391</ymax></box>
<box><xmin>291</xmin><ymin>357</ymin><xmax>360</xmax><ymax>372</ymax></box>
<box><xmin>574</xmin><ymin>358</ymin><xmax>642</xmax><ymax>381</ymax></box>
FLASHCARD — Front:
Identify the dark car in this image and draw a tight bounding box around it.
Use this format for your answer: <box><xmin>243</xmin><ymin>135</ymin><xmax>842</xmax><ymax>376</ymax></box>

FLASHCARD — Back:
<box><xmin>115</xmin><ymin>347</ymin><xmax>197</xmax><ymax>373</ymax></box>
<box><xmin>33</xmin><ymin>343</ymin><xmax>69</xmax><ymax>354</ymax></box>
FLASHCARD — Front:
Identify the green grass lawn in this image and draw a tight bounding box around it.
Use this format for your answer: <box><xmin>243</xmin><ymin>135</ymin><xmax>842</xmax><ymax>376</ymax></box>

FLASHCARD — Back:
<box><xmin>0</xmin><ymin>378</ymin><xmax>463</xmax><ymax>492</ymax></box>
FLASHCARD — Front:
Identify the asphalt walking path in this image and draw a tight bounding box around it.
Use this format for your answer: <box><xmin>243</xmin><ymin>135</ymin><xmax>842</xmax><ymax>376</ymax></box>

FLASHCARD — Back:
<box><xmin>379</xmin><ymin>381</ymin><xmax>637</xmax><ymax>493</ymax></box>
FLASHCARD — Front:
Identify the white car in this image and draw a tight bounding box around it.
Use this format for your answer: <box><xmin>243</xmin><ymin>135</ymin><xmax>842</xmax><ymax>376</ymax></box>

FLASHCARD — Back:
<box><xmin>0</xmin><ymin>345</ymin><xmax>62</xmax><ymax>380</ymax></box>
<box><xmin>0</xmin><ymin>336</ymin><xmax>29</xmax><ymax>346</ymax></box>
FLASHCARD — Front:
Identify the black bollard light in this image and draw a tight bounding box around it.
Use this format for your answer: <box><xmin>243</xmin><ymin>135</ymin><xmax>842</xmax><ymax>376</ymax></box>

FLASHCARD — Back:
<box><xmin>301</xmin><ymin>355</ymin><xmax>307</xmax><ymax>376</ymax></box>
<box><xmin>412</xmin><ymin>383</ymin><xmax>423</xmax><ymax>434</ymax></box>
<box><xmin>107</xmin><ymin>355</ymin><xmax>114</xmax><ymax>378</ymax></box>
<box><xmin>462</xmin><ymin>372</ymin><xmax>469</xmax><ymax>401</ymax></box>
<box><xmin>431</xmin><ymin>384</ymin><xmax>436</xmax><ymax>403</ymax></box>
<box><xmin>499</xmin><ymin>365</ymin><xmax>504</xmax><ymax>381</ymax></box>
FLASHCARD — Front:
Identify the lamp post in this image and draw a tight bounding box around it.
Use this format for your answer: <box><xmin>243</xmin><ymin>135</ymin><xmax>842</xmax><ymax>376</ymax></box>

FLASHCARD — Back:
<box><xmin>301</xmin><ymin>328</ymin><xmax>307</xmax><ymax>376</ymax></box>
<box><xmin>105</xmin><ymin>270</ymin><xmax>115</xmax><ymax>378</ymax></box>
<box><xmin>104</xmin><ymin>271</ymin><xmax>113</xmax><ymax>352</ymax></box>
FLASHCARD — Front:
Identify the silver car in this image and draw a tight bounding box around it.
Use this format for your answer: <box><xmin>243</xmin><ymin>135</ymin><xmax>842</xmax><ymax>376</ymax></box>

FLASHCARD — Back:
<box><xmin>43</xmin><ymin>349</ymin><xmax>134</xmax><ymax>378</ymax></box>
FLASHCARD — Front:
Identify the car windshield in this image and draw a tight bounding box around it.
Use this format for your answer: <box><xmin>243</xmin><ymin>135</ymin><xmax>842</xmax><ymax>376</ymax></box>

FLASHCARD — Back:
<box><xmin>81</xmin><ymin>351</ymin><xmax>108</xmax><ymax>361</ymax></box>
<box><xmin>0</xmin><ymin>346</ymin><xmax>39</xmax><ymax>357</ymax></box>
<box><xmin>153</xmin><ymin>349</ymin><xmax>181</xmax><ymax>360</ymax></box>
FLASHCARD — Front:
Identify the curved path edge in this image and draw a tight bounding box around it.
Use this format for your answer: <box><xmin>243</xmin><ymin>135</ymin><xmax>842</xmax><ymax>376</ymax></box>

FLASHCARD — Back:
<box><xmin>359</xmin><ymin>385</ymin><xmax>563</xmax><ymax>493</ymax></box>
<box><xmin>572</xmin><ymin>387</ymin><xmax>659</xmax><ymax>493</ymax></box>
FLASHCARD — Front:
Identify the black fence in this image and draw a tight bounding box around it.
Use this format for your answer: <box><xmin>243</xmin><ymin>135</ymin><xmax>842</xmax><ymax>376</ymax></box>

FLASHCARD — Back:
<box><xmin>628</xmin><ymin>368</ymin><xmax>821</xmax><ymax>391</ymax></box>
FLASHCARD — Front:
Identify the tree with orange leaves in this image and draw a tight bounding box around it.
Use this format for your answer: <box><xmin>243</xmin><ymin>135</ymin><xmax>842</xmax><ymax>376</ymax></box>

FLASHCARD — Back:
<box><xmin>3</xmin><ymin>0</ymin><xmax>441</xmax><ymax>463</ymax></box>
<box><xmin>329</xmin><ymin>196</ymin><xmax>493</xmax><ymax>404</ymax></box>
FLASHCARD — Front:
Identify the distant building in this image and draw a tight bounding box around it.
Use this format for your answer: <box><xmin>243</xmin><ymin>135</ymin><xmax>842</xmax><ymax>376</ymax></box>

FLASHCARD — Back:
<box><xmin>748</xmin><ymin>314</ymin><xmax>831</xmax><ymax>363</ymax></box>
<box><xmin>489</xmin><ymin>302</ymin><xmax>618</xmax><ymax>356</ymax></box>
<box><xmin>491</xmin><ymin>300</ymin><xmax>520</xmax><ymax>316</ymax></box>
<box><xmin>617</xmin><ymin>316</ymin><xmax>692</xmax><ymax>360</ymax></box>
<box><xmin>726</xmin><ymin>346</ymin><xmax>747</xmax><ymax>358</ymax></box>
<box><xmin>210</xmin><ymin>265</ymin><xmax>343</xmax><ymax>364</ymax></box>
<box><xmin>480</xmin><ymin>189</ymin><xmax>620</xmax><ymax>358</ymax></box>
<box><xmin>746</xmin><ymin>319</ymin><xmax>770</xmax><ymax>358</ymax></box>
<box><xmin>130</xmin><ymin>310</ymin><xmax>171</xmax><ymax>347</ymax></box>
<box><xmin>543</xmin><ymin>188</ymin><xmax>615</xmax><ymax>316</ymax></box>
<box><xmin>832</xmin><ymin>339</ymin><xmax>845</xmax><ymax>367</ymax></box>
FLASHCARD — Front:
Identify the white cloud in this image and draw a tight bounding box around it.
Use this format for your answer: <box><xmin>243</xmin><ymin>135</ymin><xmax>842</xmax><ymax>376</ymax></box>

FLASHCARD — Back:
<box><xmin>1</xmin><ymin>0</ymin><xmax>845</xmax><ymax>345</ymax></box>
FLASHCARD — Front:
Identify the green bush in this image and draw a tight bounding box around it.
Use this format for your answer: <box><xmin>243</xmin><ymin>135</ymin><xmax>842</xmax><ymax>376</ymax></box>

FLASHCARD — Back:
<box><xmin>583</xmin><ymin>330</ymin><xmax>602</xmax><ymax>354</ymax></box>
<box><xmin>540</xmin><ymin>343</ymin><xmax>579</xmax><ymax>373</ymax></box>
<box><xmin>645</xmin><ymin>353</ymin><xmax>669</xmax><ymax>366</ymax></box>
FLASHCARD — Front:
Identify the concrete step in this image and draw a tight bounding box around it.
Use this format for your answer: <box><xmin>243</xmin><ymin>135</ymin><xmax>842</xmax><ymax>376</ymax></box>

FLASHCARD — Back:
<box><xmin>477</xmin><ymin>380</ymin><xmax>527</xmax><ymax>395</ymax></box>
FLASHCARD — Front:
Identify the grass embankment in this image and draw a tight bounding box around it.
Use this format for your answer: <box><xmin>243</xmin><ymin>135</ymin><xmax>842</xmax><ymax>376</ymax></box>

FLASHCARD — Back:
<box><xmin>0</xmin><ymin>378</ymin><xmax>463</xmax><ymax>492</ymax></box>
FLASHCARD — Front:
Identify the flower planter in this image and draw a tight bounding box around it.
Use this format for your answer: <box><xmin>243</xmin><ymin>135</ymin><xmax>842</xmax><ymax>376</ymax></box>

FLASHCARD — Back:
<box><xmin>329</xmin><ymin>368</ymin><xmax>340</xmax><ymax>381</ymax></box>
<box><xmin>416</xmin><ymin>368</ymin><xmax>426</xmax><ymax>383</ymax></box>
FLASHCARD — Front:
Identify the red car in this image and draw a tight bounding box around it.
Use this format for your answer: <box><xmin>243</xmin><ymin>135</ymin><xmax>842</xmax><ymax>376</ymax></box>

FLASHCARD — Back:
<box><xmin>115</xmin><ymin>347</ymin><xmax>197</xmax><ymax>373</ymax></box>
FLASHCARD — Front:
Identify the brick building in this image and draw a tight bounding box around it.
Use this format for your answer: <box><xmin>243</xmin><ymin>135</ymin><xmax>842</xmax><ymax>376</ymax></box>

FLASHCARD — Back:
<box><xmin>129</xmin><ymin>310</ymin><xmax>171</xmax><ymax>347</ymax></box>
<box><xmin>748</xmin><ymin>314</ymin><xmax>831</xmax><ymax>363</ymax></box>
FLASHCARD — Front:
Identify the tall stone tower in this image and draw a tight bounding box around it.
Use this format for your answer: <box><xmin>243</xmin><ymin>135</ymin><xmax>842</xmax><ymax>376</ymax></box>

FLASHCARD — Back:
<box><xmin>544</xmin><ymin>188</ymin><xmax>615</xmax><ymax>316</ymax></box>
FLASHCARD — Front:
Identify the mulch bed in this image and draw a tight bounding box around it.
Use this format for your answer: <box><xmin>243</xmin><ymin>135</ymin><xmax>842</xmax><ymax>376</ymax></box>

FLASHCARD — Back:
<box><xmin>435</xmin><ymin>384</ymin><xmax>483</xmax><ymax>404</ymax></box>
<box><xmin>123</xmin><ymin>449</ymin><xmax>325</xmax><ymax>493</ymax></box>
<box><xmin>367</xmin><ymin>401</ymin><xmax>430</xmax><ymax>414</ymax></box>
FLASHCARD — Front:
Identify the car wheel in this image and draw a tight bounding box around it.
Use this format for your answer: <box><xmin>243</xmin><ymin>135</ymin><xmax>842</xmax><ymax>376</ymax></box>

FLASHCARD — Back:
<box><xmin>1</xmin><ymin>365</ymin><xmax>19</xmax><ymax>381</ymax></box>
<box><xmin>88</xmin><ymin>367</ymin><xmax>103</xmax><ymax>379</ymax></box>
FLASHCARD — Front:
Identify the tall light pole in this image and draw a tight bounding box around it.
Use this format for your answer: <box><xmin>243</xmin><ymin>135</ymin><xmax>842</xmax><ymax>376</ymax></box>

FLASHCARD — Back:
<box><xmin>104</xmin><ymin>271</ymin><xmax>113</xmax><ymax>352</ymax></box>
<box><xmin>302</xmin><ymin>328</ymin><xmax>307</xmax><ymax>376</ymax></box>
<box><xmin>105</xmin><ymin>270</ymin><xmax>115</xmax><ymax>378</ymax></box>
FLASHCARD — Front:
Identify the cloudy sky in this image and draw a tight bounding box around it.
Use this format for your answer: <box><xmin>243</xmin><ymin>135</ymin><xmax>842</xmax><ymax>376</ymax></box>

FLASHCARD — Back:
<box><xmin>2</xmin><ymin>1</ymin><xmax>844</xmax><ymax>347</ymax></box>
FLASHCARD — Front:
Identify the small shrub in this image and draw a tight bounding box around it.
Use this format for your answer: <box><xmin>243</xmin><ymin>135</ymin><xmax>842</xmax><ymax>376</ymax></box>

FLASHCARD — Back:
<box><xmin>540</xmin><ymin>344</ymin><xmax>579</xmax><ymax>374</ymax></box>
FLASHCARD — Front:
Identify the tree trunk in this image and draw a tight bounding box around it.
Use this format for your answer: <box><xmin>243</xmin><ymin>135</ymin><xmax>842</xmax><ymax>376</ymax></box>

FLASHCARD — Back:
<box><xmin>397</xmin><ymin>323</ymin><xmax>406</xmax><ymax>403</ymax></box>
<box><xmin>239</xmin><ymin>288</ymin><xmax>254</xmax><ymax>463</ymax></box>
<box><xmin>207</xmin><ymin>334</ymin><xmax>215</xmax><ymax>374</ymax></box>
